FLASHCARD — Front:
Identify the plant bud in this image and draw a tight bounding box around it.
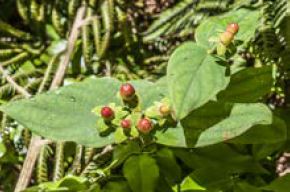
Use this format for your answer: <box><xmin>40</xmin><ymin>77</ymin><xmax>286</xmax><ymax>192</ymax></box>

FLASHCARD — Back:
<box><xmin>100</xmin><ymin>106</ymin><xmax>115</xmax><ymax>120</ymax></box>
<box><xmin>226</xmin><ymin>23</ymin><xmax>239</xmax><ymax>34</ymax></box>
<box><xmin>120</xmin><ymin>83</ymin><xmax>136</xmax><ymax>101</ymax></box>
<box><xmin>220</xmin><ymin>31</ymin><xmax>234</xmax><ymax>46</ymax></box>
<box><xmin>137</xmin><ymin>118</ymin><xmax>153</xmax><ymax>134</ymax></box>
<box><xmin>121</xmin><ymin>119</ymin><xmax>131</xmax><ymax>129</ymax></box>
<box><xmin>159</xmin><ymin>104</ymin><xmax>171</xmax><ymax>116</ymax></box>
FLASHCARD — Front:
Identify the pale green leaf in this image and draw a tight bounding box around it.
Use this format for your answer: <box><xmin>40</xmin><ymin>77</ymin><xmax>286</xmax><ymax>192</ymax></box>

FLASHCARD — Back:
<box><xmin>167</xmin><ymin>42</ymin><xmax>229</xmax><ymax>119</ymax></box>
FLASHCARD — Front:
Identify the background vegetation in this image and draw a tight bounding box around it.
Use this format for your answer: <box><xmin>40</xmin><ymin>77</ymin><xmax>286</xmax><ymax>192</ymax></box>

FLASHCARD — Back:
<box><xmin>1</xmin><ymin>0</ymin><xmax>290</xmax><ymax>191</ymax></box>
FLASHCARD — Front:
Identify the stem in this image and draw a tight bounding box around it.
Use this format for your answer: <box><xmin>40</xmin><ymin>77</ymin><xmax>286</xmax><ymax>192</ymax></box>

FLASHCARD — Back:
<box><xmin>0</xmin><ymin>65</ymin><xmax>31</xmax><ymax>98</ymax></box>
<box><xmin>50</xmin><ymin>7</ymin><xmax>85</xmax><ymax>90</ymax></box>
<box><xmin>13</xmin><ymin>7</ymin><xmax>86</xmax><ymax>192</ymax></box>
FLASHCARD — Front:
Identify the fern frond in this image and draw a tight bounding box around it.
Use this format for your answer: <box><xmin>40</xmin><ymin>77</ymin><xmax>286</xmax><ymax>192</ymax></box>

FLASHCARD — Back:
<box><xmin>53</xmin><ymin>142</ymin><xmax>65</xmax><ymax>181</ymax></box>
<box><xmin>37</xmin><ymin>144</ymin><xmax>53</xmax><ymax>183</ymax></box>
<box><xmin>143</xmin><ymin>0</ymin><xmax>245</xmax><ymax>42</ymax></box>
<box><xmin>0</xmin><ymin>20</ymin><xmax>32</xmax><ymax>41</ymax></box>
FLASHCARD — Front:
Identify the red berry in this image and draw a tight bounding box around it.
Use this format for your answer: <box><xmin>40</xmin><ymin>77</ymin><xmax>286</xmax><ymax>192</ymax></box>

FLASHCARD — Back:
<box><xmin>100</xmin><ymin>106</ymin><xmax>114</xmax><ymax>120</ymax></box>
<box><xmin>159</xmin><ymin>104</ymin><xmax>171</xmax><ymax>116</ymax></box>
<box><xmin>121</xmin><ymin>119</ymin><xmax>131</xmax><ymax>129</ymax></box>
<box><xmin>137</xmin><ymin>118</ymin><xmax>153</xmax><ymax>134</ymax></box>
<box><xmin>226</xmin><ymin>23</ymin><xmax>239</xmax><ymax>34</ymax></box>
<box><xmin>220</xmin><ymin>31</ymin><xmax>234</xmax><ymax>46</ymax></box>
<box><xmin>120</xmin><ymin>83</ymin><xmax>136</xmax><ymax>100</ymax></box>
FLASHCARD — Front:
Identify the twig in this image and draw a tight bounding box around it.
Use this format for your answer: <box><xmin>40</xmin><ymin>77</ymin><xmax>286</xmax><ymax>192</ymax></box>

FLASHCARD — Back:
<box><xmin>14</xmin><ymin>138</ymin><xmax>51</xmax><ymax>192</ymax></box>
<box><xmin>50</xmin><ymin>7</ymin><xmax>85</xmax><ymax>90</ymax></box>
<box><xmin>0</xmin><ymin>64</ymin><xmax>50</xmax><ymax>192</ymax></box>
<box><xmin>14</xmin><ymin>7</ymin><xmax>86</xmax><ymax>192</ymax></box>
<box><xmin>0</xmin><ymin>65</ymin><xmax>31</xmax><ymax>98</ymax></box>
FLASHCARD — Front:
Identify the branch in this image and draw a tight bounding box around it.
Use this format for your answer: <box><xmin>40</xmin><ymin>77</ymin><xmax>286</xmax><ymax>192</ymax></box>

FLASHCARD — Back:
<box><xmin>14</xmin><ymin>7</ymin><xmax>86</xmax><ymax>192</ymax></box>
<box><xmin>0</xmin><ymin>65</ymin><xmax>31</xmax><ymax>98</ymax></box>
<box><xmin>50</xmin><ymin>6</ymin><xmax>85</xmax><ymax>90</ymax></box>
<box><xmin>14</xmin><ymin>138</ymin><xmax>51</xmax><ymax>192</ymax></box>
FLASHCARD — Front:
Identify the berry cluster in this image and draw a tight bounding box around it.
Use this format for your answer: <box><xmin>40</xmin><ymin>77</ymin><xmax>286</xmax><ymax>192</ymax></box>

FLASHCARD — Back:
<box><xmin>219</xmin><ymin>23</ymin><xmax>239</xmax><ymax>46</ymax></box>
<box><xmin>97</xmin><ymin>83</ymin><xmax>158</xmax><ymax>137</ymax></box>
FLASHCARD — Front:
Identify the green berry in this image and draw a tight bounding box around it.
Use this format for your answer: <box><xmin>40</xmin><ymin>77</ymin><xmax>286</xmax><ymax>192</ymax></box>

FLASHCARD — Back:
<box><xmin>220</xmin><ymin>31</ymin><xmax>234</xmax><ymax>46</ymax></box>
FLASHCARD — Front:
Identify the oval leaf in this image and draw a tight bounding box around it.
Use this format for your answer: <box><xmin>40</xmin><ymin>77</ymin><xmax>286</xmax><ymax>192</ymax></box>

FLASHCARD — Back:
<box><xmin>123</xmin><ymin>154</ymin><xmax>159</xmax><ymax>192</ymax></box>
<box><xmin>218</xmin><ymin>66</ymin><xmax>273</xmax><ymax>102</ymax></box>
<box><xmin>167</xmin><ymin>42</ymin><xmax>229</xmax><ymax>119</ymax></box>
<box><xmin>194</xmin><ymin>103</ymin><xmax>272</xmax><ymax>147</ymax></box>
<box><xmin>0</xmin><ymin>78</ymin><xmax>122</xmax><ymax>147</ymax></box>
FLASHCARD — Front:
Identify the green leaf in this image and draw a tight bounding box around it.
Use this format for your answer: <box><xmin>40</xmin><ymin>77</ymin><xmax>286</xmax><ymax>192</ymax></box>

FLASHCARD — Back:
<box><xmin>262</xmin><ymin>174</ymin><xmax>290</xmax><ymax>192</ymax></box>
<box><xmin>195</xmin><ymin>8</ymin><xmax>260</xmax><ymax>48</ymax></box>
<box><xmin>167</xmin><ymin>42</ymin><xmax>229</xmax><ymax>119</ymax></box>
<box><xmin>218</xmin><ymin>66</ymin><xmax>273</xmax><ymax>103</ymax></box>
<box><xmin>0</xmin><ymin>77</ymin><xmax>122</xmax><ymax>147</ymax></box>
<box><xmin>129</xmin><ymin>80</ymin><xmax>167</xmax><ymax>110</ymax></box>
<box><xmin>230</xmin><ymin>116</ymin><xmax>287</xmax><ymax>144</ymax></box>
<box><xmin>234</xmin><ymin>182</ymin><xmax>262</xmax><ymax>192</ymax></box>
<box><xmin>155</xmin><ymin>125</ymin><xmax>187</xmax><ymax>148</ymax></box>
<box><xmin>173</xmin><ymin>175</ymin><xmax>205</xmax><ymax>192</ymax></box>
<box><xmin>24</xmin><ymin>176</ymin><xmax>89</xmax><ymax>191</ymax></box>
<box><xmin>156</xmin><ymin>148</ymin><xmax>182</xmax><ymax>185</ymax></box>
<box><xmin>194</xmin><ymin>103</ymin><xmax>272</xmax><ymax>147</ymax></box>
<box><xmin>0</xmin><ymin>138</ymin><xmax>6</xmax><ymax>158</ymax></box>
<box><xmin>181</xmin><ymin>101</ymin><xmax>233</xmax><ymax>146</ymax></box>
<box><xmin>0</xmin><ymin>77</ymin><xmax>168</xmax><ymax>147</ymax></box>
<box><xmin>252</xmin><ymin>143</ymin><xmax>284</xmax><ymax>160</ymax></box>
<box><xmin>174</xmin><ymin>144</ymin><xmax>267</xmax><ymax>174</ymax></box>
<box><xmin>156</xmin><ymin>177</ymin><xmax>174</xmax><ymax>192</ymax></box>
<box><xmin>102</xmin><ymin>181</ymin><xmax>131</xmax><ymax>192</ymax></box>
<box><xmin>114</xmin><ymin>127</ymin><xmax>128</xmax><ymax>143</ymax></box>
<box><xmin>123</xmin><ymin>154</ymin><xmax>159</xmax><ymax>192</ymax></box>
<box><xmin>190</xmin><ymin>168</ymin><xmax>232</xmax><ymax>191</ymax></box>
<box><xmin>113</xmin><ymin>141</ymin><xmax>141</xmax><ymax>168</ymax></box>
<box><xmin>57</xmin><ymin>176</ymin><xmax>88</xmax><ymax>191</ymax></box>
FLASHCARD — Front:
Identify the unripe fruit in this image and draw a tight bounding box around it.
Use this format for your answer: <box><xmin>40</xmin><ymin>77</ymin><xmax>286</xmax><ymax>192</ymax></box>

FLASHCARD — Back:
<box><xmin>121</xmin><ymin>119</ymin><xmax>131</xmax><ymax>129</ymax></box>
<box><xmin>226</xmin><ymin>23</ymin><xmax>239</xmax><ymax>35</ymax></box>
<box><xmin>137</xmin><ymin>118</ymin><xmax>153</xmax><ymax>134</ymax></box>
<box><xmin>120</xmin><ymin>83</ymin><xmax>136</xmax><ymax>101</ymax></box>
<box><xmin>159</xmin><ymin>104</ymin><xmax>171</xmax><ymax>116</ymax></box>
<box><xmin>220</xmin><ymin>31</ymin><xmax>234</xmax><ymax>46</ymax></box>
<box><xmin>100</xmin><ymin>106</ymin><xmax>114</xmax><ymax>120</ymax></box>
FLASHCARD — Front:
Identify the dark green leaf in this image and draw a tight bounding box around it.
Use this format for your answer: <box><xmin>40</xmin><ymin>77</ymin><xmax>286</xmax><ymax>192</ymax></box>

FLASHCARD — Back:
<box><xmin>123</xmin><ymin>154</ymin><xmax>159</xmax><ymax>192</ymax></box>
<box><xmin>174</xmin><ymin>144</ymin><xmax>267</xmax><ymax>174</ymax></box>
<box><xmin>262</xmin><ymin>174</ymin><xmax>290</xmax><ymax>192</ymax></box>
<box><xmin>156</xmin><ymin>148</ymin><xmax>182</xmax><ymax>185</ymax></box>
<box><xmin>102</xmin><ymin>181</ymin><xmax>131</xmax><ymax>192</ymax></box>
<box><xmin>113</xmin><ymin>141</ymin><xmax>141</xmax><ymax>168</ymax></box>
<box><xmin>234</xmin><ymin>182</ymin><xmax>262</xmax><ymax>192</ymax></box>
<box><xmin>218</xmin><ymin>66</ymin><xmax>273</xmax><ymax>103</ymax></box>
